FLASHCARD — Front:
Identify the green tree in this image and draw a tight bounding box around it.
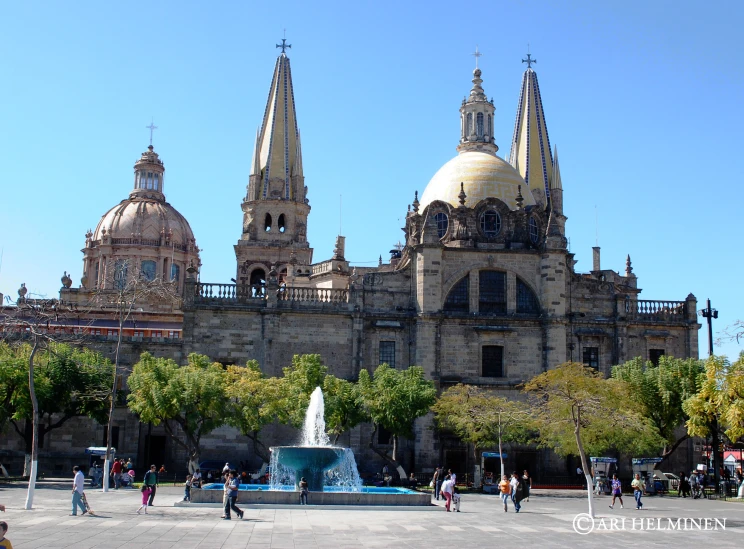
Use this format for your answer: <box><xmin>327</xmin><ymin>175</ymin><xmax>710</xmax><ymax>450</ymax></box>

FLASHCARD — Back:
<box><xmin>612</xmin><ymin>355</ymin><xmax>703</xmax><ymax>462</ymax></box>
<box><xmin>683</xmin><ymin>353</ymin><xmax>744</xmax><ymax>460</ymax></box>
<box><xmin>276</xmin><ymin>354</ymin><xmax>329</xmax><ymax>428</ymax></box>
<box><xmin>524</xmin><ymin>362</ymin><xmax>662</xmax><ymax>518</ymax></box>
<box><xmin>357</xmin><ymin>364</ymin><xmax>436</xmax><ymax>473</ymax></box>
<box><xmin>127</xmin><ymin>352</ymin><xmax>228</xmax><ymax>471</ymax></box>
<box><xmin>322</xmin><ymin>374</ymin><xmax>368</xmax><ymax>443</ymax></box>
<box><xmin>224</xmin><ymin>361</ymin><xmax>284</xmax><ymax>463</ymax></box>
<box><xmin>432</xmin><ymin>384</ymin><xmax>531</xmax><ymax>478</ymax></box>
<box><xmin>1</xmin><ymin>342</ymin><xmax>113</xmax><ymax>467</ymax></box>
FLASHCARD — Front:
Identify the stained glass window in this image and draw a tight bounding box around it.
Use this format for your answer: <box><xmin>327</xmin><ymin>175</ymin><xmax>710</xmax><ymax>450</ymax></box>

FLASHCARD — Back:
<box><xmin>479</xmin><ymin>271</ymin><xmax>506</xmax><ymax>314</ymax></box>
<box><xmin>444</xmin><ymin>275</ymin><xmax>469</xmax><ymax>313</ymax></box>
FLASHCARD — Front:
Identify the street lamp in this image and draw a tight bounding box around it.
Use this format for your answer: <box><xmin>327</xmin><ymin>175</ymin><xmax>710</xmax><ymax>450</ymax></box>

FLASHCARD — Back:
<box><xmin>698</xmin><ymin>298</ymin><xmax>718</xmax><ymax>357</ymax></box>
<box><xmin>698</xmin><ymin>298</ymin><xmax>722</xmax><ymax>492</ymax></box>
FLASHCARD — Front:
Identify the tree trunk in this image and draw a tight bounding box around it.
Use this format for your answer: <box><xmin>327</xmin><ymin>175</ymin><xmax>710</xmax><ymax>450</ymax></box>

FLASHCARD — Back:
<box><xmin>573</xmin><ymin>408</ymin><xmax>595</xmax><ymax>518</ymax></box>
<box><xmin>103</xmin><ymin>306</ymin><xmax>125</xmax><ymax>493</ymax></box>
<box><xmin>392</xmin><ymin>435</ymin><xmax>398</xmax><ymax>462</ymax></box>
<box><xmin>24</xmin><ymin>339</ymin><xmax>39</xmax><ymax>510</ymax></box>
<box><xmin>498</xmin><ymin>417</ymin><xmax>505</xmax><ymax>479</ymax></box>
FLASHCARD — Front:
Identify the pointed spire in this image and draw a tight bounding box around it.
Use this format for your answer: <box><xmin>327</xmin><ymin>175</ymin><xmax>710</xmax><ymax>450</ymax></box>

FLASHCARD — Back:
<box><xmin>255</xmin><ymin>43</ymin><xmax>302</xmax><ymax>200</ymax></box>
<box><xmin>250</xmin><ymin>127</ymin><xmax>261</xmax><ymax>176</ymax></box>
<box><xmin>509</xmin><ymin>55</ymin><xmax>554</xmax><ymax>206</ymax></box>
<box><xmin>550</xmin><ymin>144</ymin><xmax>563</xmax><ymax>191</ymax></box>
<box><xmin>625</xmin><ymin>255</ymin><xmax>634</xmax><ymax>277</ymax></box>
<box><xmin>516</xmin><ymin>185</ymin><xmax>524</xmax><ymax>210</ymax></box>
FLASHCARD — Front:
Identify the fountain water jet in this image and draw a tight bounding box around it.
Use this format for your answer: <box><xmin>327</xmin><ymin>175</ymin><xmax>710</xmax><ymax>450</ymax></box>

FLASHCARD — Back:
<box><xmin>269</xmin><ymin>387</ymin><xmax>362</xmax><ymax>492</ymax></box>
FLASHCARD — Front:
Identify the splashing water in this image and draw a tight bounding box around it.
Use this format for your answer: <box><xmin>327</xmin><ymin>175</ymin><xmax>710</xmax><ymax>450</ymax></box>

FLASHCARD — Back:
<box><xmin>301</xmin><ymin>386</ymin><xmax>330</xmax><ymax>446</ymax></box>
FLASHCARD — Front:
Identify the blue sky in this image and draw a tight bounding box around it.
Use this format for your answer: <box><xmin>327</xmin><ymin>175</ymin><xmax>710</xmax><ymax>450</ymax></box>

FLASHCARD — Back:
<box><xmin>1</xmin><ymin>0</ymin><xmax>741</xmax><ymax>359</ymax></box>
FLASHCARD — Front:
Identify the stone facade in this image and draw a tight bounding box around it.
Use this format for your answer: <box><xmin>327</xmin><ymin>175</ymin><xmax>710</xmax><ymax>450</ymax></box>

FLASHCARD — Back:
<box><xmin>0</xmin><ymin>50</ymin><xmax>701</xmax><ymax>482</ymax></box>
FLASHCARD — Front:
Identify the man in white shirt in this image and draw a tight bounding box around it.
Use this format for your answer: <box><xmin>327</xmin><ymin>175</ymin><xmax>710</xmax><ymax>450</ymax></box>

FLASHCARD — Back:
<box><xmin>71</xmin><ymin>466</ymin><xmax>87</xmax><ymax>516</ymax></box>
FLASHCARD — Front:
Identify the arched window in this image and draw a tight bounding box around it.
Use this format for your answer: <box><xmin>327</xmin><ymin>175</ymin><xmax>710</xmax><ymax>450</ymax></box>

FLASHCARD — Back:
<box><xmin>153</xmin><ymin>173</ymin><xmax>160</xmax><ymax>191</ymax></box>
<box><xmin>264</xmin><ymin>213</ymin><xmax>272</xmax><ymax>232</ymax></box>
<box><xmin>250</xmin><ymin>269</ymin><xmax>266</xmax><ymax>296</ymax></box>
<box><xmin>444</xmin><ymin>275</ymin><xmax>469</xmax><ymax>313</ymax></box>
<box><xmin>488</xmin><ymin>115</ymin><xmax>492</xmax><ymax>137</ymax></box>
<box><xmin>517</xmin><ymin>278</ymin><xmax>540</xmax><ymax>314</ymax></box>
<box><xmin>466</xmin><ymin>113</ymin><xmax>473</xmax><ymax>136</ymax></box>
<box><xmin>480</xmin><ymin>210</ymin><xmax>501</xmax><ymax>237</ymax></box>
<box><xmin>170</xmin><ymin>264</ymin><xmax>180</xmax><ymax>283</ymax></box>
<box><xmin>114</xmin><ymin>259</ymin><xmax>128</xmax><ymax>290</ymax></box>
<box><xmin>476</xmin><ymin>112</ymin><xmax>484</xmax><ymax>137</ymax></box>
<box><xmin>278</xmin><ymin>214</ymin><xmax>286</xmax><ymax>233</ymax></box>
<box><xmin>147</xmin><ymin>172</ymin><xmax>154</xmax><ymax>189</ymax></box>
<box><xmin>140</xmin><ymin>260</ymin><xmax>156</xmax><ymax>281</ymax></box>
<box><xmin>479</xmin><ymin>270</ymin><xmax>506</xmax><ymax>314</ymax></box>
<box><xmin>434</xmin><ymin>212</ymin><xmax>448</xmax><ymax>239</ymax></box>
<box><xmin>529</xmin><ymin>217</ymin><xmax>539</xmax><ymax>244</ymax></box>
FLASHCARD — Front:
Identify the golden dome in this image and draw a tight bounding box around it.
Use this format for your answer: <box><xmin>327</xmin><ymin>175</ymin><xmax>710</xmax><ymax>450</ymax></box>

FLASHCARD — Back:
<box><xmin>419</xmin><ymin>151</ymin><xmax>536</xmax><ymax>211</ymax></box>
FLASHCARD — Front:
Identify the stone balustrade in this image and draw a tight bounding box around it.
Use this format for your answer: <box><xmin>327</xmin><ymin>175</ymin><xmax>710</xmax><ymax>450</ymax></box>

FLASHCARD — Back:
<box><xmin>634</xmin><ymin>299</ymin><xmax>687</xmax><ymax>320</ymax></box>
<box><xmin>191</xmin><ymin>283</ymin><xmax>349</xmax><ymax>307</ymax></box>
<box><xmin>278</xmin><ymin>287</ymin><xmax>349</xmax><ymax>303</ymax></box>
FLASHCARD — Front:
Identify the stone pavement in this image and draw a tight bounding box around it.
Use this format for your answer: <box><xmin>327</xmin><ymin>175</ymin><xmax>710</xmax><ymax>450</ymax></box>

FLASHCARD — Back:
<box><xmin>0</xmin><ymin>485</ymin><xmax>742</xmax><ymax>548</ymax></box>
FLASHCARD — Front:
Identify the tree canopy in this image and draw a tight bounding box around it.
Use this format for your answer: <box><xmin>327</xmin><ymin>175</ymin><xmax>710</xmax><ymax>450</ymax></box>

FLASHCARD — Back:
<box><xmin>357</xmin><ymin>364</ymin><xmax>436</xmax><ymax>463</ymax></box>
<box><xmin>683</xmin><ymin>353</ymin><xmax>744</xmax><ymax>444</ymax></box>
<box><xmin>524</xmin><ymin>362</ymin><xmax>662</xmax><ymax>517</ymax></box>
<box><xmin>0</xmin><ymin>342</ymin><xmax>113</xmax><ymax>452</ymax></box>
<box><xmin>612</xmin><ymin>355</ymin><xmax>703</xmax><ymax>460</ymax></box>
<box><xmin>127</xmin><ymin>352</ymin><xmax>229</xmax><ymax>471</ymax></box>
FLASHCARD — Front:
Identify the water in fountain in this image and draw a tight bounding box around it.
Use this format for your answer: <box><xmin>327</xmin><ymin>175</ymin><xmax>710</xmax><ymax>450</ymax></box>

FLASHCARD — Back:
<box><xmin>269</xmin><ymin>386</ymin><xmax>363</xmax><ymax>492</ymax></box>
<box><xmin>302</xmin><ymin>387</ymin><xmax>330</xmax><ymax>446</ymax></box>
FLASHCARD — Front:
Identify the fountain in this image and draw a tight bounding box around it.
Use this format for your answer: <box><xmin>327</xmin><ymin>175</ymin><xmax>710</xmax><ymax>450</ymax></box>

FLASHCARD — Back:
<box><xmin>190</xmin><ymin>386</ymin><xmax>430</xmax><ymax>505</ymax></box>
<box><xmin>269</xmin><ymin>387</ymin><xmax>362</xmax><ymax>492</ymax></box>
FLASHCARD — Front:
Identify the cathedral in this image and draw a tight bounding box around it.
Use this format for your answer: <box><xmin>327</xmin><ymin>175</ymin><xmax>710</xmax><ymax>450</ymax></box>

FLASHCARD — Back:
<box><xmin>2</xmin><ymin>45</ymin><xmax>700</xmax><ymax>479</ymax></box>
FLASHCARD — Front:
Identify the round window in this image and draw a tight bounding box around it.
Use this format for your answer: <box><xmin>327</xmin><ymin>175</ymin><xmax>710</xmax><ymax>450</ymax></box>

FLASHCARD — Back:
<box><xmin>480</xmin><ymin>210</ymin><xmax>501</xmax><ymax>237</ymax></box>
<box><xmin>529</xmin><ymin>217</ymin><xmax>539</xmax><ymax>243</ymax></box>
<box><xmin>434</xmin><ymin>212</ymin><xmax>448</xmax><ymax>239</ymax></box>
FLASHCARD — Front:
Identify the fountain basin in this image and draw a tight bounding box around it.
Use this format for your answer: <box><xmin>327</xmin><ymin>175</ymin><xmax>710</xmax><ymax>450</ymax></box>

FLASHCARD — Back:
<box><xmin>189</xmin><ymin>484</ymin><xmax>431</xmax><ymax>506</ymax></box>
<box><xmin>271</xmin><ymin>446</ymin><xmax>343</xmax><ymax>492</ymax></box>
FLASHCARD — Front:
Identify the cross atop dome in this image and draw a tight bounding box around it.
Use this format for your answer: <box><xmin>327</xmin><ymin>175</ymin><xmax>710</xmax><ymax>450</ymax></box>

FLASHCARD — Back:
<box><xmin>146</xmin><ymin>119</ymin><xmax>158</xmax><ymax>147</ymax></box>
<box><xmin>472</xmin><ymin>45</ymin><xmax>482</xmax><ymax>69</ymax></box>
<box><xmin>276</xmin><ymin>37</ymin><xmax>291</xmax><ymax>54</ymax></box>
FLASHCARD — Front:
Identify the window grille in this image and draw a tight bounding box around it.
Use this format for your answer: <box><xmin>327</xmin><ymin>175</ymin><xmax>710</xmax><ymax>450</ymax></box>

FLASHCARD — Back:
<box><xmin>444</xmin><ymin>275</ymin><xmax>469</xmax><ymax>313</ymax></box>
<box><xmin>479</xmin><ymin>271</ymin><xmax>506</xmax><ymax>314</ymax></box>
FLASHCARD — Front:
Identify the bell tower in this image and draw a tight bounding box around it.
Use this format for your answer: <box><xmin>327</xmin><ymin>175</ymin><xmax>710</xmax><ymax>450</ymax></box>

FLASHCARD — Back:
<box><xmin>235</xmin><ymin>40</ymin><xmax>313</xmax><ymax>286</ymax></box>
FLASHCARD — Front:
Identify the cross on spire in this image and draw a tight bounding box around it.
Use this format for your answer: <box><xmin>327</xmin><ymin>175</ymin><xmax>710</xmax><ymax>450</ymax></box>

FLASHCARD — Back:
<box><xmin>472</xmin><ymin>45</ymin><xmax>482</xmax><ymax>69</ymax></box>
<box><xmin>522</xmin><ymin>52</ymin><xmax>536</xmax><ymax>69</ymax></box>
<box><xmin>276</xmin><ymin>36</ymin><xmax>291</xmax><ymax>54</ymax></box>
<box><xmin>146</xmin><ymin>119</ymin><xmax>158</xmax><ymax>147</ymax></box>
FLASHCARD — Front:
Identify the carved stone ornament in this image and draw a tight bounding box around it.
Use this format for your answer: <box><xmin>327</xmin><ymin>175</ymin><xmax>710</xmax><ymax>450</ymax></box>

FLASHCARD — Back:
<box><xmin>61</xmin><ymin>271</ymin><xmax>73</xmax><ymax>288</ymax></box>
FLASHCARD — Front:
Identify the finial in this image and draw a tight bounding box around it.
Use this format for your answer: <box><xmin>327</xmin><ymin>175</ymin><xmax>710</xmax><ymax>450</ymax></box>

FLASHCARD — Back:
<box><xmin>472</xmin><ymin>45</ymin><xmax>482</xmax><ymax>69</ymax></box>
<box><xmin>276</xmin><ymin>37</ymin><xmax>291</xmax><ymax>54</ymax></box>
<box><xmin>516</xmin><ymin>185</ymin><xmax>524</xmax><ymax>209</ymax></box>
<box><xmin>522</xmin><ymin>52</ymin><xmax>537</xmax><ymax>69</ymax></box>
<box><xmin>412</xmin><ymin>190</ymin><xmax>420</xmax><ymax>213</ymax></box>
<box><xmin>378</xmin><ymin>255</ymin><xmax>383</xmax><ymax>267</ymax></box>
<box><xmin>625</xmin><ymin>254</ymin><xmax>633</xmax><ymax>276</ymax></box>
<box><xmin>458</xmin><ymin>182</ymin><xmax>467</xmax><ymax>206</ymax></box>
<box><xmin>146</xmin><ymin>119</ymin><xmax>158</xmax><ymax>147</ymax></box>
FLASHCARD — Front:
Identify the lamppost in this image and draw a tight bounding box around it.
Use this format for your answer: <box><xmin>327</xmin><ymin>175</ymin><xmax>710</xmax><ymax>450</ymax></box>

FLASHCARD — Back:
<box><xmin>698</xmin><ymin>298</ymin><xmax>721</xmax><ymax>490</ymax></box>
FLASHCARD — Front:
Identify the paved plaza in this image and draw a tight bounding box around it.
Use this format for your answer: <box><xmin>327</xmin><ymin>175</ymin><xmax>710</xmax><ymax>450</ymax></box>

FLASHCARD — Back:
<box><xmin>1</xmin><ymin>484</ymin><xmax>742</xmax><ymax>548</ymax></box>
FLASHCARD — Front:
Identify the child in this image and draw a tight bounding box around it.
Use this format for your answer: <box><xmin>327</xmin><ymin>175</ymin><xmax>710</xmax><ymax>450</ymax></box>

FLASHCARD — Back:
<box><xmin>184</xmin><ymin>475</ymin><xmax>193</xmax><ymax>502</ymax></box>
<box><xmin>137</xmin><ymin>484</ymin><xmax>152</xmax><ymax>514</ymax></box>
<box><xmin>452</xmin><ymin>487</ymin><xmax>461</xmax><ymax>512</ymax></box>
<box><xmin>0</xmin><ymin>521</ymin><xmax>12</xmax><ymax>549</ymax></box>
<box><xmin>498</xmin><ymin>475</ymin><xmax>511</xmax><ymax>512</ymax></box>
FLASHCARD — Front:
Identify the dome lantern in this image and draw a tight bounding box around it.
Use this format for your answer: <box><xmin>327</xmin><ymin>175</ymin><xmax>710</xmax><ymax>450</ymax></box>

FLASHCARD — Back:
<box><xmin>131</xmin><ymin>145</ymin><xmax>165</xmax><ymax>201</ymax></box>
<box><xmin>457</xmin><ymin>61</ymin><xmax>498</xmax><ymax>154</ymax></box>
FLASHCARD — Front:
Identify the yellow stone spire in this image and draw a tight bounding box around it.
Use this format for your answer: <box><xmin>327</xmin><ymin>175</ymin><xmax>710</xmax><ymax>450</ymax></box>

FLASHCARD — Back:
<box><xmin>508</xmin><ymin>55</ymin><xmax>556</xmax><ymax>207</ymax></box>
<box><xmin>247</xmin><ymin>42</ymin><xmax>303</xmax><ymax>202</ymax></box>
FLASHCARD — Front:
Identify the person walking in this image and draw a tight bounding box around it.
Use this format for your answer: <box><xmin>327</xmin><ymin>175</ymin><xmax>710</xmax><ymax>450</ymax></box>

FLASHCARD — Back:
<box><xmin>432</xmin><ymin>467</ymin><xmax>441</xmax><ymax>501</ymax></box>
<box><xmin>498</xmin><ymin>475</ymin><xmax>511</xmax><ymax>512</ymax></box>
<box><xmin>448</xmin><ymin>468</ymin><xmax>456</xmax><ymax>485</ymax></box>
<box><xmin>440</xmin><ymin>474</ymin><xmax>454</xmax><ymax>511</ymax></box>
<box><xmin>223</xmin><ymin>470</ymin><xmax>243</xmax><ymax>520</ymax></box>
<box><xmin>299</xmin><ymin>477</ymin><xmax>309</xmax><ymax>505</ymax></box>
<box><xmin>71</xmin><ymin>466</ymin><xmax>87</xmax><ymax>516</ymax></box>
<box><xmin>111</xmin><ymin>458</ymin><xmax>123</xmax><ymax>490</ymax></box>
<box><xmin>608</xmin><ymin>474</ymin><xmax>624</xmax><ymax>509</ymax></box>
<box><xmin>678</xmin><ymin>472</ymin><xmax>690</xmax><ymax>498</ymax></box>
<box><xmin>143</xmin><ymin>465</ymin><xmax>158</xmax><ymax>506</ymax></box>
<box><xmin>184</xmin><ymin>475</ymin><xmax>193</xmax><ymax>502</ymax></box>
<box><xmin>510</xmin><ymin>472</ymin><xmax>526</xmax><ymax>513</ymax></box>
<box><xmin>631</xmin><ymin>473</ymin><xmax>645</xmax><ymax>509</ymax></box>
<box><xmin>137</xmin><ymin>484</ymin><xmax>152</xmax><ymax>514</ymax></box>
<box><xmin>522</xmin><ymin>470</ymin><xmax>532</xmax><ymax>502</ymax></box>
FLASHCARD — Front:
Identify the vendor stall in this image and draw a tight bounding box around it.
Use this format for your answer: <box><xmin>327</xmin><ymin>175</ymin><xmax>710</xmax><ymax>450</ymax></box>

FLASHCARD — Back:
<box><xmin>590</xmin><ymin>457</ymin><xmax>617</xmax><ymax>496</ymax></box>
